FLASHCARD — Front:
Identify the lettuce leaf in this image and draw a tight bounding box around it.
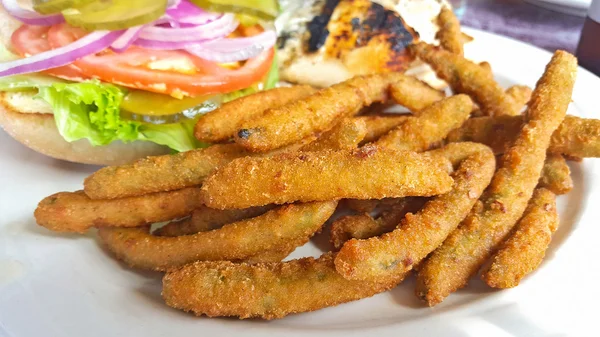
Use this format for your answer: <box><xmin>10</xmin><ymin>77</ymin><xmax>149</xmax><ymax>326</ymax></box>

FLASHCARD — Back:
<box><xmin>37</xmin><ymin>81</ymin><xmax>205</xmax><ymax>152</ymax></box>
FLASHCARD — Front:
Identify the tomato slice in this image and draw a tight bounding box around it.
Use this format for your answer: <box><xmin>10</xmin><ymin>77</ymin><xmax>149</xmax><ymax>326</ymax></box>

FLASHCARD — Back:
<box><xmin>10</xmin><ymin>25</ymin><xmax>90</xmax><ymax>81</ymax></box>
<box><xmin>46</xmin><ymin>23</ymin><xmax>274</xmax><ymax>97</ymax></box>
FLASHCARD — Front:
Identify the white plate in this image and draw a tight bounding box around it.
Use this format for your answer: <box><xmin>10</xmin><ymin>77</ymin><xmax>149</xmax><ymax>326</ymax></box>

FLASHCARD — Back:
<box><xmin>1</xmin><ymin>28</ymin><xmax>600</xmax><ymax>337</ymax></box>
<box><xmin>523</xmin><ymin>0</ymin><xmax>591</xmax><ymax>16</ymax></box>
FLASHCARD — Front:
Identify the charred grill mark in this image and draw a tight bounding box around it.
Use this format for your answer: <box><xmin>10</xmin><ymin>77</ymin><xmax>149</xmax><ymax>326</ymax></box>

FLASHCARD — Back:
<box><xmin>307</xmin><ymin>0</ymin><xmax>341</xmax><ymax>52</ymax></box>
<box><xmin>278</xmin><ymin>31</ymin><xmax>292</xmax><ymax>49</ymax></box>
<box><xmin>350</xmin><ymin>17</ymin><xmax>360</xmax><ymax>30</ymax></box>
<box><xmin>358</xmin><ymin>2</ymin><xmax>417</xmax><ymax>52</ymax></box>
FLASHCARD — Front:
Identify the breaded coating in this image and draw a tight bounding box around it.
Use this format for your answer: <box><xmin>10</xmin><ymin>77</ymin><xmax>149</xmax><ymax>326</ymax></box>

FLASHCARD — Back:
<box><xmin>34</xmin><ymin>188</ymin><xmax>203</xmax><ymax>233</ymax></box>
<box><xmin>234</xmin><ymin>73</ymin><xmax>396</xmax><ymax>152</ymax></box>
<box><xmin>538</xmin><ymin>154</ymin><xmax>573</xmax><ymax>195</ymax></box>
<box><xmin>447</xmin><ymin>115</ymin><xmax>600</xmax><ymax>158</ymax></box>
<box><xmin>98</xmin><ymin>201</ymin><xmax>338</xmax><ymax>271</ymax></box>
<box><xmin>155</xmin><ymin>206</ymin><xmax>295</xmax><ymax>264</ymax></box>
<box><xmin>436</xmin><ymin>7</ymin><xmax>463</xmax><ymax>55</ymax></box>
<box><xmin>162</xmin><ymin>252</ymin><xmax>405</xmax><ymax>319</ymax></box>
<box><xmin>84</xmin><ymin>144</ymin><xmax>249</xmax><ymax>200</ymax></box>
<box><xmin>481</xmin><ymin>188</ymin><xmax>558</xmax><ymax>288</ymax></box>
<box><xmin>201</xmin><ymin>146</ymin><xmax>454</xmax><ymax>209</ymax></box>
<box><xmin>357</xmin><ymin>115</ymin><xmax>409</xmax><ymax>144</ymax></box>
<box><xmin>347</xmin><ymin>95</ymin><xmax>472</xmax><ymax>214</ymax></box>
<box><xmin>335</xmin><ymin>142</ymin><xmax>496</xmax><ymax>280</ymax></box>
<box><xmin>505</xmin><ymin>85</ymin><xmax>532</xmax><ymax>113</ymax></box>
<box><xmin>330</xmin><ymin>198</ymin><xmax>427</xmax><ymax>250</ymax></box>
<box><xmin>470</xmin><ymin>85</ymin><xmax>531</xmax><ymax>118</ymax></box>
<box><xmin>416</xmin><ymin>51</ymin><xmax>576</xmax><ymax>306</ymax></box>
<box><xmin>154</xmin><ymin>205</ymin><xmax>275</xmax><ymax>237</ymax></box>
<box><xmin>549</xmin><ymin>115</ymin><xmax>600</xmax><ymax>158</ymax></box>
<box><xmin>375</xmin><ymin>95</ymin><xmax>473</xmax><ymax>150</ymax></box>
<box><xmin>388</xmin><ymin>75</ymin><xmax>446</xmax><ymax>113</ymax></box>
<box><xmin>479</xmin><ymin>61</ymin><xmax>492</xmax><ymax>73</ymax></box>
<box><xmin>343</xmin><ymin>198</ymin><xmax>388</xmax><ymax>213</ymax></box>
<box><xmin>194</xmin><ymin>86</ymin><xmax>317</xmax><ymax>143</ymax></box>
<box><xmin>409</xmin><ymin>42</ymin><xmax>519</xmax><ymax>117</ymax></box>
<box><xmin>300</xmin><ymin>118</ymin><xmax>367</xmax><ymax>152</ymax></box>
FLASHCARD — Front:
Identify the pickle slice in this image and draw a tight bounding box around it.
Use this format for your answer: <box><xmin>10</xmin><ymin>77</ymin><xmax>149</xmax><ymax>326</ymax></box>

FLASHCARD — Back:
<box><xmin>191</xmin><ymin>0</ymin><xmax>279</xmax><ymax>20</ymax></box>
<box><xmin>120</xmin><ymin>90</ymin><xmax>221</xmax><ymax>117</ymax></box>
<box><xmin>62</xmin><ymin>0</ymin><xmax>168</xmax><ymax>30</ymax></box>
<box><xmin>33</xmin><ymin>0</ymin><xmax>94</xmax><ymax>15</ymax></box>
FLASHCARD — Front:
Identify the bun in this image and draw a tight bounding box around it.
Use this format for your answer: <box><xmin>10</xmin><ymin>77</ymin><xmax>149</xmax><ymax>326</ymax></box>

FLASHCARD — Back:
<box><xmin>0</xmin><ymin>92</ymin><xmax>170</xmax><ymax>166</ymax></box>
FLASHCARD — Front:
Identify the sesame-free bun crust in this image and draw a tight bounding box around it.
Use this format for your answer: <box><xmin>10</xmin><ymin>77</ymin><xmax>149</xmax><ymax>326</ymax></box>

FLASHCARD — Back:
<box><xmin>0</xmin><ymin>92</ymin><xmax>170</xmax><ymax>166</ymax></box>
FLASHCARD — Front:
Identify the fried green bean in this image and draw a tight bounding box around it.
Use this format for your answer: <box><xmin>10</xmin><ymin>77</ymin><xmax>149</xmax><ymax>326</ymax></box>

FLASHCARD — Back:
<box><xmin>388</xmin><ymin>75</ymin><xmax>446</xmax><ymax>113</ymax></box>
<box><xmin>374</xmin><ymin>94</ymin><xmax>473</xmax><ymax>150</ymax></box>
<box><xmin>300</xmin><ymin>118</ymin><xmax>367</xmax><ymax>152</ymax></box>
<box><xmin>346</xmin><ymin>95</ymin><xmax>473</xmax><ymax>220</ymax></box>
<box><xmin>436</xmin><ymin>7</ymin><xmax>463</xmax><ymax>55</ymax></box>
<box><xmin>538</xmin><ymin>154</ymin><xmax>573</xmax><ymax>195</ymax></box>
<box><xmin>357</xmin><ymin>115</ymin><xmax>409</xmax><ymax>144</ymax></box>
<box><xmin>84</xmin><ymin>144</ymin><xmax>249</xmax><ymax>200</ymax></box>
<box><xmin>416</xmin><ymin>51</ymin><xmax>577</xmax><ymax>306</ymax></box>
<box><xmin>481</xmin><ymin>188</ymin><xmax>558</xmax><ymax>288</ymax></box>
<box><xmin>194</xmin><ymin>85</ymin><xmax>317</xmax><ymax>143</ymax></box>
<box><xmin>234</xmin><ymin>74</ymin><xmax>394</xmax><ymax>152</ymax></box>
<box><xmin>98</xmin><ymin>201</ymin><xmax>337</xmax><ymax>271</ymax></box>
<box><xmin>409</xmin><ymin>42</ymin><xmax>519</xmax><ymax>117</ymax></box>
<box><xmin>35</xmin><ymin>188</ymin><xmax>203</xmax><ymax>233</ymax></box>
<box><xmin>335</xmin><ymin>142</ymin><xmax>496</xmax><ymax>280</ymax></box>
<box><xmin>505</xmin><ymin>85</ymin><xmax>532</xmax><ymax>113</ymax></box>
<box><xmin>330</xmin><ymin>198</ymin><xmax>427</xmax><ymax>250</ymax></box>
<box><xmin>446</xmin><ymin>115</ymin><xmax>600</xmax><ymax>158</ymax></box>
<box><xmin>154</xmin><ymin>205</ymin><xmax>275</xmax><ymax>236</ymax></box>
<box><xmin>201</xmin><ymin>146</ymin><xmax>453</xmax><ymax>209</ymax></box>
<box><xmin>162</xmin><ymin>252</ymin><xmax>405</xmax><ymax>319</ymax></box>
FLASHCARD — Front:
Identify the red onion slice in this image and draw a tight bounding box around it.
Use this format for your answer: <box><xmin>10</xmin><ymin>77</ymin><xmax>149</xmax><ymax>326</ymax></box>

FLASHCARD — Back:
<box><xmin>133</xmin><ymin>38</ymin><xmax>208</xmax><ymax>50</ymax></box>
<box><xmin>2</xmin><ymin>0</ymin><xmax>64</xmax><ymax>26</ymax></box>
<box><xmin>185</xmin><ymin>31</ymin><xmax>277</xmax><ymax>62</ymax></box>
<box><xmin>139</xmin><ymin>13</ymin><xmax>237</xmax><ymax>42</ymax></box>
<box><xmin>166</xmin><ymin>0</ymin><xmax>220</xmax><ymax>25</ymax></box>
<box><xmin>0</xmin><ymin>30</ymin><xmax>123</xmax><ymax>77</ymax></box>
<box><xmin>111</xmin><ymin>26</ymin><xmax>144</xmax><ymax>53</ymax></box>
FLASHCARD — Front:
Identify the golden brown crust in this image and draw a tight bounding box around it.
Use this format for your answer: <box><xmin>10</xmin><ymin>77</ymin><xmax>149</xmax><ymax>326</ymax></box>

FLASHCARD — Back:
<box><xmin>436</xmin><ymin>7</ymin><xmax>463</xmax><ymax>55</ymax></box>
<box><xmin>194</xmin><ymin>86</ymin><xmax>317</xmax><ymax>143</ymax></box>
<box><xmin>299</xmin><ymin>118</ymin><xmax>367</xmax><ymax>152</ymax></box>
<box><xmin>375</xmin><ymin>94</ymin><xmax>472</xmax><ymax>150</ymax></box>
<box><xmin>388</xmin><ymin>75</ymin><xmax>446</xmax><ymax>113</ymax></box>
<box><xmin>335</xmin><ymin>143</ymin><xmax>496</xmax><ymax>280</ymax></box>
<box><xmin>538</xmin><ymin>154</ymin><xmax>573</xmax><ymax>195</ymax></box>
<box><xmin>409</xmin><ymin>42</ymin><xmax>519</xmax><ymax>117</ymax></box>
<box><xmin>481</xmin><ymin>188</ymin><xmax>558</xmax><ymax>288</ymax></box>
<box><xmin>83</xmin><ymin>143</ymin><xmax>249</xmax><ymax>200</ymax></box>
<box><xmin>415</xmin><ymin>51</ymin><xmax>577</xmax><ymax>306</ymax></box>
<box><xmin>98</xmin><ymin>201</ymin><xmax>337</xmax><ymax>271</ymax></box>
<box><xmin>446</xmin><ymin>115</ymin><xmax>600</xmax><ymax>158</ymax></box>
<box><xmin>0</xmin><ymin>93</ymin><xmax>170</xmax><ymax>165</ymax></box>
<box><xmin>330</xmin><ymin>197</ymin><xmax>426</xmax><ymax>250</ymax></box>
<box><xmin>200</xmin><ymin>147</ymin><xmax>454</xmax><ymax>209</ymax></box>
<box><xmin>162</xmin><ymin>252</ymin><xmax>405</xmax><ymax>319</ymax></box>
<box><xmin>154</xmin><ymin>205</ymin><xmax>275</xmax><ymax>236</ymax></box>
<box><xmin>357</xmin><ymin>115</ymin><xmax>409</xmax><ymax>144</ymax></box>
<box><xmin>233</xmin><ymin>73</ymin><xmax>396</xmax><ymax>152</ymax></box>
<box><xmin>34</xmin><ymin>188</ymin><xmax>203</xmax><ymax>233</ymax></box>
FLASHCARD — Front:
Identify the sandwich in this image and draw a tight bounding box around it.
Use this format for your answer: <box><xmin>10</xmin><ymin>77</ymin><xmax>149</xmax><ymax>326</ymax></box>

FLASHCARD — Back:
<box><xmin>0</xmin><ymin>0</ymin><xmax>452</xmax><ymax>165</ymax></box>
<box><xmin>0</xmin><ymin>0</ymin><xmax>279</xmax><ymax>165</ymax></box>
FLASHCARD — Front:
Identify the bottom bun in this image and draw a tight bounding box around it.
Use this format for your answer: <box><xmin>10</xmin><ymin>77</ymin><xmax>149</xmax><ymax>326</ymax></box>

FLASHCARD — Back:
<box><xmin>0</xmin><ymin>93</ymin><xmax>171</xmax><ymax>166</ymax></box>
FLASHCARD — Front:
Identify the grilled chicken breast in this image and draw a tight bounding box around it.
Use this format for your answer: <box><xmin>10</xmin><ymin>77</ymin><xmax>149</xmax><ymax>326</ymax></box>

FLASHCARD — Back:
<box><xmin>277</xmin><ymin>0</ymin><xmax>449</xmax><ymax>87</ymax></box>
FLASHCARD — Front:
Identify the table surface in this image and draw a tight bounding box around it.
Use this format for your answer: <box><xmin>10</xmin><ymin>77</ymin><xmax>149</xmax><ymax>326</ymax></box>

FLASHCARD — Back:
<box><xmin>462</xmin><ymin>0</ymin><xmax>586</xmax><ymax>53</ymax></box>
